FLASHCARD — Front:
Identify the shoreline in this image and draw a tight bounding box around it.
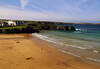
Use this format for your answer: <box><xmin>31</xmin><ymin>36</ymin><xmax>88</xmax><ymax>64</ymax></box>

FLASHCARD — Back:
<box><xmin>0</xmin><ymin>34</ymin><xmax>99</xmax><ymax>69</ymax></box>
<box><xmin>32</xmin><ymin>33</ymin><xmax>100</xmax><ymax>63</ymax></box>
<box><xmin>32</xmin><ymin>34</ymin><xmax>100</xmax><ymax>68</ymax></box>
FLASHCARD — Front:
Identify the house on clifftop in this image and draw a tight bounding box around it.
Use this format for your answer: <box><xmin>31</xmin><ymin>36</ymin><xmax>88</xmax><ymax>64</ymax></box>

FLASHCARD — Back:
<box><xmin>0</xmin><ymin>20</ymin><xmax>27</xmax><ymax>27</ymax></box>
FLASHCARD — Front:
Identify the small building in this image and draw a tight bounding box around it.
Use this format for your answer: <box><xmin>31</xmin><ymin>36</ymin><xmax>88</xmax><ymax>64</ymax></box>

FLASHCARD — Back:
<box><xmin>0</xmin><ymin>20</ymin><xmax>27</xmax><ymax>27</ymax></box>
<box><xmin>6</xmin><ymin>21</ymin><xmax>16</xmax><ymax>26</ymax></box>
<box><xmin>15</xmin><ymin>21</ymin><xmax>27</xmax><ymax>26</ymax></box>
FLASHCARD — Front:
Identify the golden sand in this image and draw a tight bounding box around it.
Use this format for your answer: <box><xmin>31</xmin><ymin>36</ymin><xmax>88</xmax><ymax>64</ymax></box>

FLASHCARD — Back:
<box><xmin>0</xmin><ymin>34</ymin><xmax>99</xmax><ymax>69</ymax></box>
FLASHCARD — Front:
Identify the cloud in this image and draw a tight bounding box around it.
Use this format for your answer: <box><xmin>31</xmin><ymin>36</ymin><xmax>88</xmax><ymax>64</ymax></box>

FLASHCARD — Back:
<box><xmin>0</xmin><ymin>6</ymin><xmax>76</xmax><ymax>22</ymax></box>
<box><xmin>31</xmin><ymin>5</ymin><xmax>46</xmax><ymax>12</ymax></box>
<box><xmin>0</xmin><ymin>6</ymin><xmax>99</xmax><ymax>23</ymax></box>
<box><xmin>0</xmin><ymin>0</ymin><xmax>100</xmax><ymax>23</ymax></box>
<box><xmin>20</xmin><ymin>0</ymin><xmax>29</xmax><ymax>9</ymax></box>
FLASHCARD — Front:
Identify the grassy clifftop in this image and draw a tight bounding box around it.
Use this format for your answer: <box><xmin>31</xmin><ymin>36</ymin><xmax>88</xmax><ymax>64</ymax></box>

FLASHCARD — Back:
<box><xmin>0</xmin><ymin>21</ymin><xmax>76</xmax><ymax>33</ymax></box>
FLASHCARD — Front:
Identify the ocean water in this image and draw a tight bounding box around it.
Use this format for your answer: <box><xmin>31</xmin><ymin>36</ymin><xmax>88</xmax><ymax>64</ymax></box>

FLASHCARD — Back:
<box><xmin>33</xmin><ymin>24</ymin><xmax>100</xmax><ymax>62</ymax></box>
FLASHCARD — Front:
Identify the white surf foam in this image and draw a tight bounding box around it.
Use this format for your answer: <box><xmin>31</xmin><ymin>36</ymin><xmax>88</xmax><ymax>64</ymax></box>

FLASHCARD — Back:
<box><xmin>32</xmin><ymin>33</ymin><xmax>100</xmax><ymax>63</ymax></box>
<box><xmin>61</xmin><ymin>50</ymin><xmax>100</xmax><ymax>63</ymax></box>
<box><xmin>76</xmin><ymin>28</ymin><xmax>81</xmax><ymax>31</ymax></box>
<box><xmin>33</xmin><ymin>33</ymin><xmax>57</xmax><ymax>43</ymax></box>
<box><xmin>61</xmin><ymin>50</ymin><xmax>81</xmax><ymax>57</ymax></box>
<box><xmin>86</xmin><ymin>57</ymin><xmax>100</xmax><ymax>63</ymax></box>
<box><xmin>93</xmin><ymin>50</ymin><xmax>99</xmax><ymax>53</ymax></box>
<box><xmin>33</xmin><ymin>33</ymin><xmax>87</xmax><ymax>50</ymax></box>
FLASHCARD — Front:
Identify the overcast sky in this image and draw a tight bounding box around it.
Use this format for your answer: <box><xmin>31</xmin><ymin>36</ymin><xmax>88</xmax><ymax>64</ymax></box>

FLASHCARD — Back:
<box><xmin>0</xmin><ymin>0</ymin><xmax>100</xmax><ymax>23</ymax></box>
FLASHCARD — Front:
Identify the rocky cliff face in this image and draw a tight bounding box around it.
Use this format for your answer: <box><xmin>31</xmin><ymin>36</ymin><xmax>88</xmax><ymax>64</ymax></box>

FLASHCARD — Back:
<box><xmin>32</xmin><ymin>21</ymin><xmax>76</xmax><ymax>31</ymax></box>
<box><xmin>55</xmin><ymin>26</ymin><xmax>76</xmax><ymax>31</ymax></box>
<box><xmin>0</xmin><ymin>21</ymin><xmax>76</xmax><ymax>34</ymax></box>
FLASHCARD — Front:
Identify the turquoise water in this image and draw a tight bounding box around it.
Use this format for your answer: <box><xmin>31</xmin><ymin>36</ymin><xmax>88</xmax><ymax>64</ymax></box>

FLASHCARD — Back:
<box><xmin>33</xmin><ymin>24</ymin><xmax>100</xmax><ymax>62</ymax></box>
<box><xmin>39</xmin><ymin>24</ymin><xmax>100</xmax><ymax>52</ymax></box>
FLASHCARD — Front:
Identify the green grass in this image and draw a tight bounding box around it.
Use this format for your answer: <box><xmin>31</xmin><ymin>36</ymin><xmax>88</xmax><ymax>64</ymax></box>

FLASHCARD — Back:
<box><xmin>0</xmin><ymin>26</ymin><xmax>26</xmax><ymax>29</ymax></box>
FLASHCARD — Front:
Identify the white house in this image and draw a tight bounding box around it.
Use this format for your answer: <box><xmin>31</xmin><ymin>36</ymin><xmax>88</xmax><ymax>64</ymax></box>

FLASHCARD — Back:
<box><xmin>0</xmin><ymin>20</ymin><xmax>26</xmax><ymax>27</ymax></box>
<box><xmin>7</xmin><ymin>21</ymin><xmax>16</xmax><ymax>26</ymax></box>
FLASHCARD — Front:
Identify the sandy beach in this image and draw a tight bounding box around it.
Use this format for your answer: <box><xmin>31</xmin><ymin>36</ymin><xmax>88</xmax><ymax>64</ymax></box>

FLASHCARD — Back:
<box><xmin>0</xmin><ymin>34</ymin><xmax>99</xmax><ymax>69</ymax></box>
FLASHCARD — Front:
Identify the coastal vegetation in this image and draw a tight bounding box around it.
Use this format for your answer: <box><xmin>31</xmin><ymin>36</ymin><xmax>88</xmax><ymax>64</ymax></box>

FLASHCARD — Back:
<box><xmin>0</xmin><ymin>21</ymin><xmax>76</xmax><ymax>33</ymax></box>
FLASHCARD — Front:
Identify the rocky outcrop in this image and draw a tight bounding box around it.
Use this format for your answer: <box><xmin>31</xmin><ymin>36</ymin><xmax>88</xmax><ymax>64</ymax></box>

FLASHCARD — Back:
<box><xmin>35</xmin><ymin>21</ymin><xmax>76</xmax><ymax>31</ymax></box>
<box><xmin>56</xmin><ymin>26</ymin><xmax>75</xmax><ymax>31</ymax></box>
<box><xmin>65</xmin><ymin>26</ymin><xmax>76</xmax><ymax>31</ymax></box>
<box><xmin>0</xmin><ymin>21</ymin><xmax>76</xmax><ymax>34</ymax></box>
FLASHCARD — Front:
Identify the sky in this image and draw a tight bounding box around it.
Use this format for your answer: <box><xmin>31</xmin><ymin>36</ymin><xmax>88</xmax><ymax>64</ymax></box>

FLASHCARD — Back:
<box><xmin>0</xmin><ymin>0</ymin><xmax>100</xmax><ymax>23</ymax></box>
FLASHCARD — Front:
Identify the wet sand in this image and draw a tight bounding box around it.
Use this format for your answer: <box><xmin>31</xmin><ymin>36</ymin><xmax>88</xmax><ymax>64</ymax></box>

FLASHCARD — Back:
<box><xmin>0</xmin><ymin>34</ymin><xmax>99</xmax><ymax>69</ymax></box>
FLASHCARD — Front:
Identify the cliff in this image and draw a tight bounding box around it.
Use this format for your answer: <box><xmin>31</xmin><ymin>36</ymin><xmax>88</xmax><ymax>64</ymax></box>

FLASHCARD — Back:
<box><xmin>0</xmin><ymin>21</ymin><xmax>76</xmax><ymax>33</ymax></box>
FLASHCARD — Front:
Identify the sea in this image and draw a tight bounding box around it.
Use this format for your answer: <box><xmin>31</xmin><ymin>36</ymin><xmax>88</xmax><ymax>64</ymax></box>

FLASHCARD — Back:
<box><xmin>32</xmin><ymin>23</ymin><xmax>100</xmax><ymax>63</ymax></box>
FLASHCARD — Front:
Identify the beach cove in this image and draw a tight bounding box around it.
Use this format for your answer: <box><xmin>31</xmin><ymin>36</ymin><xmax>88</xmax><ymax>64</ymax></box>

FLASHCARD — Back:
<box><xmin>0</xmin><ymin>34</ymin><xmax>99</xmax><ymax>69</ymax></box>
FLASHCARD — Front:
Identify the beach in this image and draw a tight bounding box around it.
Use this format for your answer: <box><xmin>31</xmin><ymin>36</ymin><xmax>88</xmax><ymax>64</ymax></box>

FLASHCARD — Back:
<box><xmin>0</xmin><ymin>34</ymin><xmax>99</xmax><ymax>69</ymax></box>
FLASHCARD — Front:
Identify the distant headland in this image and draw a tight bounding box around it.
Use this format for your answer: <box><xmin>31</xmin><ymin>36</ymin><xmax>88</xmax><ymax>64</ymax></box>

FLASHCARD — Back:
<box><xmin>0</xmin><ymin>19</ymin><xmax>77</xmax><ymax>33</ymax></box>
<box><xmin>0</xmin><ymin>19</ymin><xmax>100</xmax><ymax>34</ymax></box>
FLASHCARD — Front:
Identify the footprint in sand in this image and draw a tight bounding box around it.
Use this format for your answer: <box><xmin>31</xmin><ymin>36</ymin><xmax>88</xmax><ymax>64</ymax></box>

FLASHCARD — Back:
<box><xmin>16</xmin><ymin>41</ymin><xmax>20</xmax><ymax>43</ymax></box>
<box><xmin>25</xmin><ymin>57</ymin><xmax>33</xmax><ymax>60</ymax></box>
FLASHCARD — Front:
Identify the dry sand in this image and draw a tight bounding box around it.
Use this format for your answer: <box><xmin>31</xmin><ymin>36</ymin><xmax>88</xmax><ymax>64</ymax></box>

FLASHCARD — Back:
<box><xmin>0</xmin><ymin>34</ymin><xmax>99</xmax><ymax>69</ymax></box>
